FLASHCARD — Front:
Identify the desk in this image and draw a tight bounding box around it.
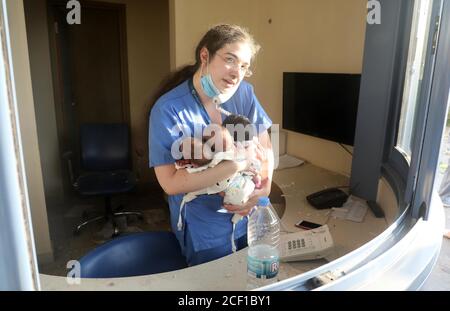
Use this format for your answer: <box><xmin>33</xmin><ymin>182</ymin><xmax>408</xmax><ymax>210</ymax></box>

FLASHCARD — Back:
<box><xmin>40</xmin><ymin>163</ymin><xmax>389</xmax><ymax>290</ymax></box>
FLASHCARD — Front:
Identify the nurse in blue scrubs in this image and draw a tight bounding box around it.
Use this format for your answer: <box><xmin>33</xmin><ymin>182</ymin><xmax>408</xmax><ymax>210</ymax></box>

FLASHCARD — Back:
<box><xmin>148</xmin><ymin>24</ymin><xmax>274</xmax><ymax>266</ymax></box>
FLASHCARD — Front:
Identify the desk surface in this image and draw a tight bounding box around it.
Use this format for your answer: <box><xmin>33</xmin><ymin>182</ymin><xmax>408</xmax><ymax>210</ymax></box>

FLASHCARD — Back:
<box><xmin>40</xmin><ymin>163</ymin><xmax>390</xmax><ymax>290</ymax></box>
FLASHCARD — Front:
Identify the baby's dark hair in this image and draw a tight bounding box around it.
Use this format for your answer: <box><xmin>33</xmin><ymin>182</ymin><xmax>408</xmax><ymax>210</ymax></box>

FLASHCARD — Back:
<box><xmin>179</xmin><ymin>126</ymin><xmax>233</xmax><ymax>167</ymax></box>
<box><xmin>222</xmin><ymin>114</ymin><xmax>256</xmax><ymax>142</ymax></box>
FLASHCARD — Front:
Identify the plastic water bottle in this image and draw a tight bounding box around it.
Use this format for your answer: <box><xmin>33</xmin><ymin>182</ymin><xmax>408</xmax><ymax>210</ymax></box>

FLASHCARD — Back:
<box><xmin>247</xmin><ymin>197</ymin><xmax>280</xmax><ymax>289</ymax></box>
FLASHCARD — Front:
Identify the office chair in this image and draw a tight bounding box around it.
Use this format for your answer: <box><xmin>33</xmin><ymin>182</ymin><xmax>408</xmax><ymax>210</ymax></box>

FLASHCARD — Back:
<box><xmin>64</xmin><ymin>123</ymin><xmax>143</xmax><ymax>236</ymax></box>
<box><xmin>78</xmin><ymin>231</ymin><xmax>187</xmax><ymax>278</ymax></box>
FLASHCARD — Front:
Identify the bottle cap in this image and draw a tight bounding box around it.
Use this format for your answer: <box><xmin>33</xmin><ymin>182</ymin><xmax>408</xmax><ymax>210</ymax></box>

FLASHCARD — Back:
<box><xmin>257</xmin><ymin>196</ymin><xmax>270</xmax><ymax>206</ymax></box>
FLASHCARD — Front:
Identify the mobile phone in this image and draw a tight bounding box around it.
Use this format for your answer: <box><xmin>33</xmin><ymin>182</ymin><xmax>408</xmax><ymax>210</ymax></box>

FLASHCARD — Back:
<box><xmin>295</xmin><ymin>220</ymin><xmax>322</xmax><ymax>230</ymax></box>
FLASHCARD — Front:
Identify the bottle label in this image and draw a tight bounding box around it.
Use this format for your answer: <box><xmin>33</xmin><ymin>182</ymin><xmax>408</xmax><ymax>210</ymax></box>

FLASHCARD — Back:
<box><xmin>247</xmin><ymin>255</ymin><xmax>279</xmax><ymax>279</ymax></box>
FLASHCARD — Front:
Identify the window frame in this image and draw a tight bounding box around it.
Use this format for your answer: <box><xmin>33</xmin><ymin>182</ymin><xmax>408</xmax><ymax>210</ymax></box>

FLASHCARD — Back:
<box><xmin>0</xmin><ymin>0</ymin><xmax>40</xmax><ymax>290</ymax></box>
<box><xmin>350</xmin><ymin>0</ymin><xmax>448</xmax><ymax>221</ymax></box>
<box><xmin>1</xmin><ymin>0</ymin><xmax>449</xmax><ymax>291</ymax></box>
<box><xmin>409</xmin><ymin>0</ymin><xmax>450</xmax><ymax>220</ymax></box>
<box><xmin>350</xmin><ymin>0</ymin><xmax>415</xmax><ymax>203</ymax></box>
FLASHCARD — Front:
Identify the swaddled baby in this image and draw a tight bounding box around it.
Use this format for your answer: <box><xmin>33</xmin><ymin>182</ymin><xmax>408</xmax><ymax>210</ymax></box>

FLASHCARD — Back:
<box><xmin>175</xmin><ymin>114</ymin><xmax>264</xmax><ymax>251</ymax></box>
<box><xmin>175</xmin><ymin>114</ymin><xmax>262</xmax><ymax>206</ymax></box>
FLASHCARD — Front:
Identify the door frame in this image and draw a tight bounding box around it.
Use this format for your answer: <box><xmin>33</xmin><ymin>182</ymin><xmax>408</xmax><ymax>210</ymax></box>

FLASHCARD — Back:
<box><xmin>47</xmin><ymin>0</ymin><xmax>130</xmax><ymax>189</ymax></box>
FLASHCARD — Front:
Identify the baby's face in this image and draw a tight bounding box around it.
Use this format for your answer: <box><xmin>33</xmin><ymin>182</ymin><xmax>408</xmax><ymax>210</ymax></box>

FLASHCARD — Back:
<box><xmin>236</xmin><ymin>137</ymin><xmax>266</xmax><ymax>165</ymax></box>
<box><xmin>235</xmin><ymin>137</ymin><xmax>255</xmax><ymax>154</ymax></box>
<box><xmin>203</xmin><ymin>127</ymin><xmax>234</xmax><ymax>154</ymax></box>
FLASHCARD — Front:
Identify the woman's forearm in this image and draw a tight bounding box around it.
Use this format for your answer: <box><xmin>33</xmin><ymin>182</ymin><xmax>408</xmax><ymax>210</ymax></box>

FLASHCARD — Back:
<box><xmin>264</xmin><ymin>148</ymin><xmax>274</xmax><ymax>193</ymax></box>
<box><xmin>259</xmin><ymin>130</ymin><xmax>274</xmax><ymax>193</ymax></box>
<box><xmin>156</xmin><ymin>160</ymin><xmax>240</xmax><ymax>195</ymax></box>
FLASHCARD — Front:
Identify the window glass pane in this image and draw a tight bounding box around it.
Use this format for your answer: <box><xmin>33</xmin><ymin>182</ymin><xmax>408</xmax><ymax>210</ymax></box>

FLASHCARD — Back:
<box><xmin>396</xmin><ymin>0</ymin><xmax>434</xmax><ymax>159</ymax></box>
<box><xmin>434</xmin><ymin>93</ymin><xmax>450</xmax><ymax>206</ymax></box>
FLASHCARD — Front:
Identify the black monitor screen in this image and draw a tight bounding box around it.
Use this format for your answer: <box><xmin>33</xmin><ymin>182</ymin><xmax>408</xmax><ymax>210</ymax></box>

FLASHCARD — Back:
<box><xmin>282</xmin><ymin>72</ymin><xmax>361</xmax><ymax>146</ymax></box>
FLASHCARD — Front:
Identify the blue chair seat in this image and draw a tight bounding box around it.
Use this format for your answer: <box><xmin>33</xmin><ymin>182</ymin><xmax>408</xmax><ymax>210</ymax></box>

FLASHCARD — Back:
<box><xmin>77</xmin><ymin>170</ymin><xmax>136</xmax><ymax>196</ymax></box>
<box><xmin>79</xmin><ymin>231</ymin><xmax>187</xmax><ymax>278</ymax></box>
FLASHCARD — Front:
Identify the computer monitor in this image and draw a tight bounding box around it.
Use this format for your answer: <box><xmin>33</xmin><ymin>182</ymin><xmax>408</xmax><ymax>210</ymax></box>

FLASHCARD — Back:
<box><xmin>282</xmin><ymin>72</ymin><xmax>361</xmax><ymax>146</ymax></box>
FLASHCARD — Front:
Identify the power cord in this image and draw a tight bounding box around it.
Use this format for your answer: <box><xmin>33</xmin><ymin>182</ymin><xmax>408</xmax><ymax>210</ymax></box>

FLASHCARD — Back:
<box><xmin>339</xmin><ymin>143</ymin><xmax>353</xmax><ymax>156</ymax></box>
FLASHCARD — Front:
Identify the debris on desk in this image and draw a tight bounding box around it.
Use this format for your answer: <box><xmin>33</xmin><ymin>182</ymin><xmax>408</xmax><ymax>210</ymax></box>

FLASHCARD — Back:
<box><xmin>282</xmin><ymin>193</ymin><xmax>303</xmax><ymax>199</ymax></box>
<box><xmin>330</xmin><ymin>207</ymin><xmax>348</xmax><ymax>220</ymax></box>
<box><xmin>330</xmin><ymin>195</ymin><xmax>368</xmax><ymax>222</ymax></box>
<box><xmin>275</xmin><ymin>154</ymin><xmax>305</xmax><ymax>170</ymax></box>
<box><xmin>279</xmin><ymin>182</ymin><xmax>295</xmax><ymax>189</ymax></box>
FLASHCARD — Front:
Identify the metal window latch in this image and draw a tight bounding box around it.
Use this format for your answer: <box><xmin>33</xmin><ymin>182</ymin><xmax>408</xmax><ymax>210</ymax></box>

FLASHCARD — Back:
<box><xmin>308</xmin><ymin>269</ymin><xmax>346</xmax><ymax>287</ymax></box>
<box><xmin>431</xmin><ymin>15</ymin><xmax>440</xmax><ymax>55</ymax></box>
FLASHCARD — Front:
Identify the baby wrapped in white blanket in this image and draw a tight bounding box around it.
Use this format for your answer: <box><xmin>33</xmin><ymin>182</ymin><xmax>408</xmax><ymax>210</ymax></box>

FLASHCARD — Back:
<box><xmin>175</xmin><ymin>115</ymin><xmax>263</xmax><ymax>251</ymax></box>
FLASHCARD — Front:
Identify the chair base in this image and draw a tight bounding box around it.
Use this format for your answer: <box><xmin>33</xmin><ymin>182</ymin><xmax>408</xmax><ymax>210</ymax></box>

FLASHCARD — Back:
<box><xmin>74</xmin><ymin>211</ymin><xmax>144</xmax><ymax>237</ymax></box>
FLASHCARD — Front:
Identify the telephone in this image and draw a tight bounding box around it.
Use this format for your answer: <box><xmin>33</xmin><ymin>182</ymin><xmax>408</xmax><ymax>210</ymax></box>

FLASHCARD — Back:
<box><xmin>279</xmin><ymin>225</ymin><xmax>334</xmax><ymax>262</ymax></box>
<box><xmin>306</xmin><ymin>188</ymin><xmax>348</xmax><ymax>209</ymax></box>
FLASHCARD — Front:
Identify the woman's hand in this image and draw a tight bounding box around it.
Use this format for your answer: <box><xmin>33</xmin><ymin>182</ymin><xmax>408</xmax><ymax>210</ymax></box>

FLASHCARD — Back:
<box><xmin>222</xmin><ymin>178</ymin><xmax>271</xmax><ymax>216</ymax></box>
<box><xmin>233</xmin><ymin>158</ymin><xmax>261</xmax><ymax>176</ymax></box>
<box><xmin>234</xmin><ymin>139</ymin><xmax>265</xmax><ymax>163</ymax></box>
<box><xmin>233</xmin><ymin>141</ymin><xmax>264</xmax><ymax>175</ymax></box>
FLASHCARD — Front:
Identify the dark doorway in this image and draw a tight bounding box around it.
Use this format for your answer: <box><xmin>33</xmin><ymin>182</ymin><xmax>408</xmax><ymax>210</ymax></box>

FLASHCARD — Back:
<box><xmin>48</xmin><ymin>1</ymin><xmax>130</xmax><ymax>193</ymax></box>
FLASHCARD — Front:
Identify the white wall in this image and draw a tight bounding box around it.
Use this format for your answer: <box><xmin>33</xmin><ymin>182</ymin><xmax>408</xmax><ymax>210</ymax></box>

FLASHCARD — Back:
<box><xmin>171</xmin><ymin>0</ymin><xmax>367</xmax><ymax>175</ymax></box>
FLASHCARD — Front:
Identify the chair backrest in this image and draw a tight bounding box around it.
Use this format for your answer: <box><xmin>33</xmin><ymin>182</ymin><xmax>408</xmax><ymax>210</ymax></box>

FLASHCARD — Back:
<box><xmin>80</xmin><ymin>123</ymin><xmax>130</xmax><ymax>171</ymax></box>
<box><xmin>78</xmin><ymin>232</ymin><xmax>187</xmax><ymax>278</ymax></box>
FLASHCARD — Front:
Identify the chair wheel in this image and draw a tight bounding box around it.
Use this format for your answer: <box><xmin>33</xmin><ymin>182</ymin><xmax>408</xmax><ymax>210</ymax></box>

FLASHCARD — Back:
<box><xmin>73</xmin><ymin>229</ymin><xmax>81</xmax><ymax>236</ymax></box>
<box><xmin>112</xmin><ymin>227</ymin><xmax>120</xmax><ymax>237</ymax></box>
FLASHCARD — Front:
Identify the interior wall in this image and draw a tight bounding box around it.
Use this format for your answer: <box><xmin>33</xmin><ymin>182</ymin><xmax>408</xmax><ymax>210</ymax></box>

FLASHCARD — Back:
<box><xmin>172</xmin><ymin>0</ymin><xmax>367</xmax><ymax>175</ymax></box>
<box><xmin>23</xmin><ymin>0</ymin><xmax>64</xmax><ymax>208</ymax></box>
<box><xmin>22</xmin><ymin>0</ymin><xmax>170</xmax><ymax>260</ymax></box>
<box><xmin>20</xmin><ymin>0</ymin><xmax>364</xmax><ymax>260</ymax></box>
<box><xmin>24</xmin><ymin>0</ymin><xmax>169</xmax><ymax>195</ymax></box>
<box><xmin>97</xmin><ymin>0</ymin><xmax>170</xmax><ymax>184</ymax></box>
<box><xmin>8</xmin><ymin>0</ymin><xmax>53</xmax><ymax>263</ymax></box>
<box><xmin>171</xmin><ymin>0</ymin><xmax>261</xmax><ymax>69</ymax></box>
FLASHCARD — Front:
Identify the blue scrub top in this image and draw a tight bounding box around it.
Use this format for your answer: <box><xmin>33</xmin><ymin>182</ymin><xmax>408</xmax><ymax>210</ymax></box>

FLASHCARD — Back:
<box><xmin>148</xmin><ymin>78</ymin><xmax>272</xmax><ymax>253</ymax></box>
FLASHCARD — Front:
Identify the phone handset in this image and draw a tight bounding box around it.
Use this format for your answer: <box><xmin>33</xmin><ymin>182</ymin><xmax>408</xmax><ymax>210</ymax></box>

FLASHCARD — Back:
<box><xmin>279</xmin><ymin>225</ymin><xmax>334</xmax><ymax>262</ymax></box>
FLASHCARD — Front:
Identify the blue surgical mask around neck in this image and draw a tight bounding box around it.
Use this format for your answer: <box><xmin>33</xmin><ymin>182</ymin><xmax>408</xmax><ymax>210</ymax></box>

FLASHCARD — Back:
<box><xmin>199</xmin><ymin>60</ymin><xmax>238</xmax><ymax>105</ymax></box>
<box><xmin>200</xmin><ymin>73</ymin><xmax>221</xmax><ymax>98</ymax></box>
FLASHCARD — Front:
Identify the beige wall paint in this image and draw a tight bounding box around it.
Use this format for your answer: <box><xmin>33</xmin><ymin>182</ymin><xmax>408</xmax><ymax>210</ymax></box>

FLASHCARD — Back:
<box><xmin>172</xmin><ymin>0</ymin><xmax>260</xmax><ymax>69</ymax></box>
<box><xmin>24</xmin><ymin>0</ymin><xmax>64</xmax><ymax>207</ymax></box>
<box><xmin>7</xmin><ymin>0</ymin><xmax>53</xmax><ymax>262</ymax></box>
<box><xmin>25</xmin><ymin>0</ymin><xmax>169</xmax><ymax>192</ymax></box>
<box><xmin>172</xmin><ymin>0</ymin><xmax>366</xmax><ymax>175</ymax></box>
<box><xmin>97</xmin><ymin>0</ymin><xmax>170</xmax><ymax>183</ymax></box>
